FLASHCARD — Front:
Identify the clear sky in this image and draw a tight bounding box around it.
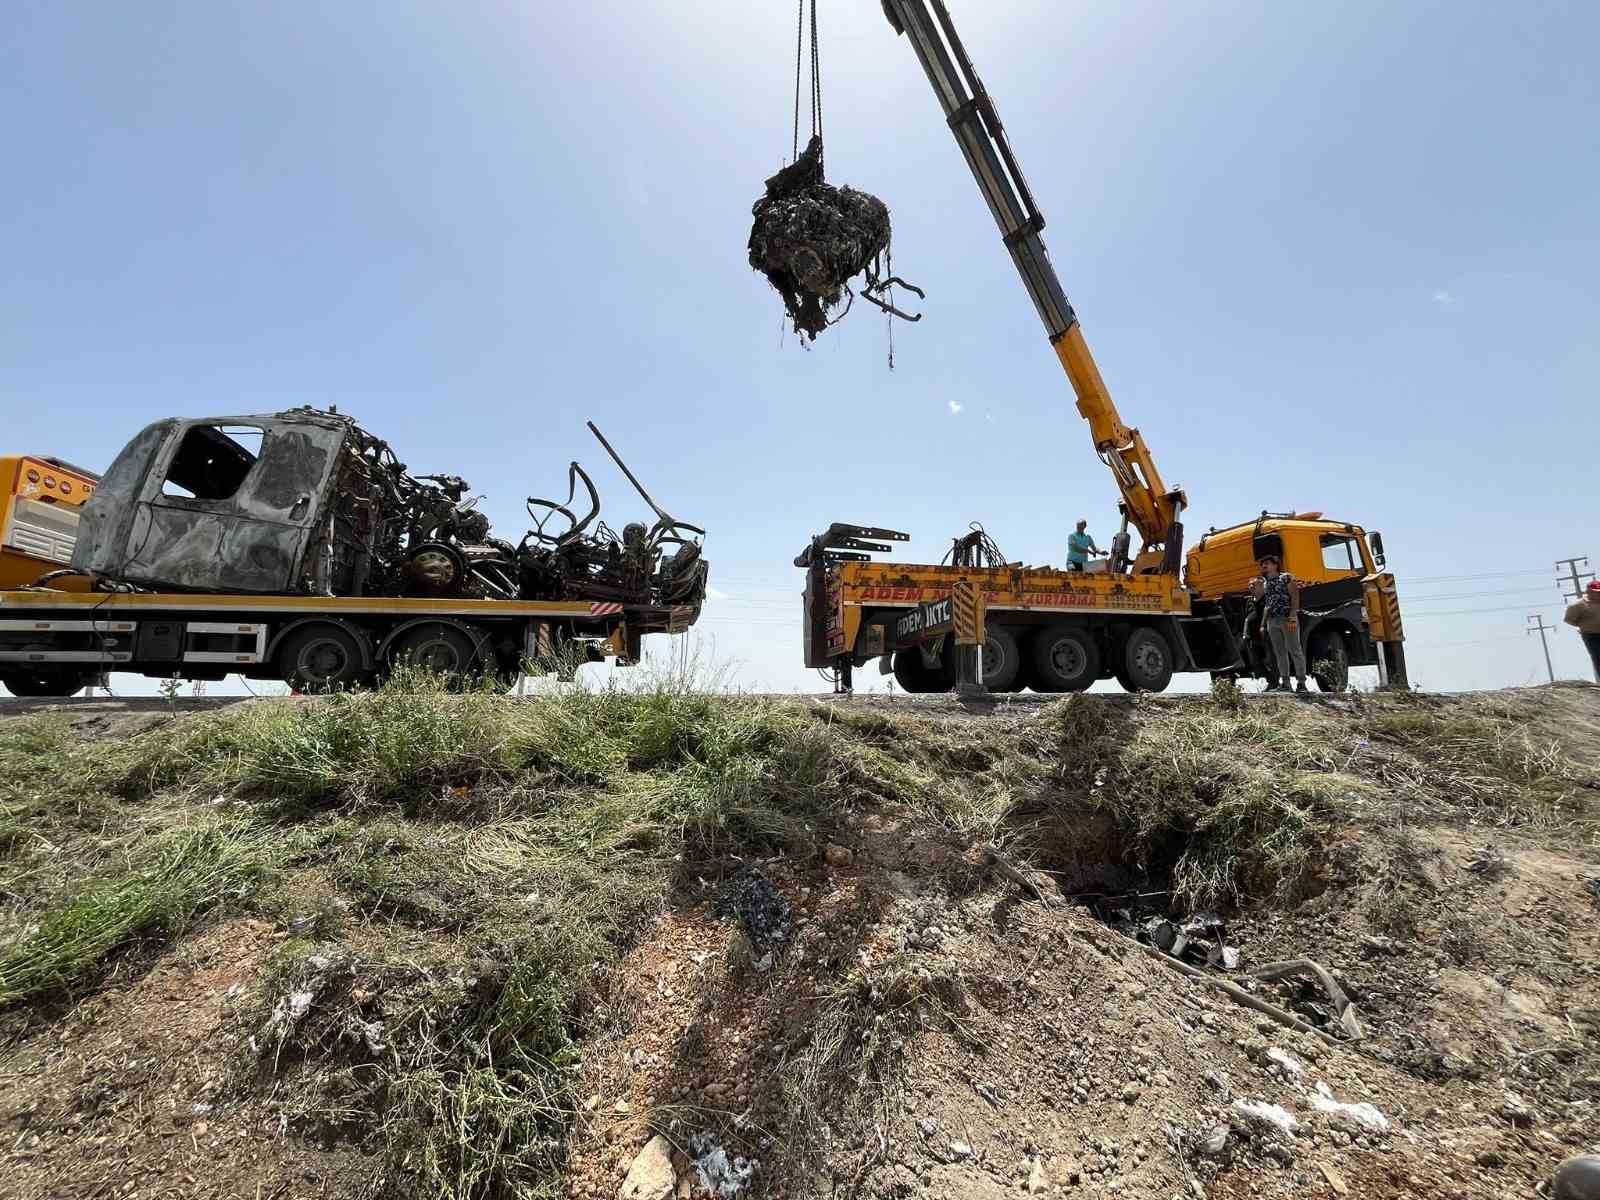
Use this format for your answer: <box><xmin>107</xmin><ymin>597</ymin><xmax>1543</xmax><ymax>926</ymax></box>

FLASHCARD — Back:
<box><xmin>3</xmin><ymin>0</ymin><xmax>1596</xmax><ymax>694</ymax></box>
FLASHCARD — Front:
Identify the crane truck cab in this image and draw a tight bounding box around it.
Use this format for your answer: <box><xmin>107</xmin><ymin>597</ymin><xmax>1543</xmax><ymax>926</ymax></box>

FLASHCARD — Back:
<box><xmin>0</xmin><ymin>456</ymin><xmax>100</xmax><ymax>592</ymax></box>
<box><xmin>1187</xmin><ymin>513</ymin><xmax>1406</xmax><ymax>690</ymax></box>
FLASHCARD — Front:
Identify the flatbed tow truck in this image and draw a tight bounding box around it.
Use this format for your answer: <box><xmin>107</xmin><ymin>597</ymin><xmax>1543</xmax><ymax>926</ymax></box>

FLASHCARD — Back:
<box><xmin>799</xmin><ymin>1</ymin><xmax>1406</xmax><ymax>695</ymax></box>
<box><xmin>1</xmin><ymin>410</ymin><xmax>707</xmax><ymax>697</ymax></box>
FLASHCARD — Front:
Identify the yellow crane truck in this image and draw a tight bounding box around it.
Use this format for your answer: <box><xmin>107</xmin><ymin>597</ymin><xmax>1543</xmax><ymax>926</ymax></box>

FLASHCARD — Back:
<box><xmin>798</xmin><ymin>1</ymin><xmax>1406</xmax><ymax>695</ymax></box>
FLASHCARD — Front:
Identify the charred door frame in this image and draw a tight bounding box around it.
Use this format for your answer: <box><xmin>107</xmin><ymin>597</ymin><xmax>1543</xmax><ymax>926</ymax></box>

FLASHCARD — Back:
<box><xmin>122</xmin><ymin>417</ymin><xmax>346</xmax><ymax>593</ymax></box>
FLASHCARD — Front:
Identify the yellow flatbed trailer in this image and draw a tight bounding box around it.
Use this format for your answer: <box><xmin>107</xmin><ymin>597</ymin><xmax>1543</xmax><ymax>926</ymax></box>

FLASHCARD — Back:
<box><xmin>0</xmin><ymin>587</ymin><xmax>671</xmax><ymax>696</ymax></box>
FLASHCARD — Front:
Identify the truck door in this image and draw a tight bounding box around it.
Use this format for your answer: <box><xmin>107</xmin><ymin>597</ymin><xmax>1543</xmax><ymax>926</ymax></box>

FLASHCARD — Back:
<box><xmin>117</xmin><ymin>419</ymin><xmax>344</xmax><ymax>592</ymax></box>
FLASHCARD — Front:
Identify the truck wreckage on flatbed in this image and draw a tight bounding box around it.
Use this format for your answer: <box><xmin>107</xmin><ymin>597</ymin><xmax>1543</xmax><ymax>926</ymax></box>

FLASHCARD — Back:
<box><xmin>0</xmin><ymin>409</ymin><xmax>708</xmax><ymax>696</ymax></box>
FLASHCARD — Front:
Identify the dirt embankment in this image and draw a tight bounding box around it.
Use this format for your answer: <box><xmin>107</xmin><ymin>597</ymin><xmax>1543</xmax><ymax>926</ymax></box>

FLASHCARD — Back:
<box><xmin>1</xmin><ymin>683</ymin><xmax>1597</xmax><ymax>1199</ymax></box>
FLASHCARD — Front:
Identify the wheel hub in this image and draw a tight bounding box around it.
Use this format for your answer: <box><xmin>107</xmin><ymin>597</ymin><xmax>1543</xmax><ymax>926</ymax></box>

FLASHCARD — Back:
<box><xmin>299</xmin><ymin>638</ymin><xmax>351</xmax><ymax>682</ymax></box>
<box><xmin>1132</xmin><ymin>641</ymin><xmax>1164</xmax><ymax>677</ymax></box>
<box><xmin>1050</xmin><ymin>638</ymin><xmax>1086</xmax><ymax>676</ymax></box>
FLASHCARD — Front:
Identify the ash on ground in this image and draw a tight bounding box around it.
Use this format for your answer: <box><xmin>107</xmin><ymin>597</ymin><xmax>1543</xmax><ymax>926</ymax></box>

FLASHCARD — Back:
<box><xmin>713</xmin><ymin>867</ymin><xmax>794</xmax><ymax>958</ymax></box>
<box><xmin>748</xmin><ymin>136</ymin><xmax>890</xmax><ymax>340</ymax></box>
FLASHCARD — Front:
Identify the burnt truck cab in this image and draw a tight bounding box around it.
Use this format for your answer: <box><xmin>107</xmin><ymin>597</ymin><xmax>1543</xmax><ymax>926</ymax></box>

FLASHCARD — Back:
<box><xmin>1185</xmin><ymin>513</ymin><xmax>1406</xmax><ymax>689</ymax></box>
<box><xmin>74</xmin><ymin>413</ymin><xmax>349</xmax><ymax>594</ymax></box>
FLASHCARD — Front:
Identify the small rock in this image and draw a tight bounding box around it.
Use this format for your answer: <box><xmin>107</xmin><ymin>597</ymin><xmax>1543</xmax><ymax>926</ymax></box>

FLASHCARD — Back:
<box><xmin>613</xmin><ymin>1100</ymin><xmax>633</xmax><ymax>1115</ymax></box>
<box><xmin>949</xmin><ymin>1140</ymin><xmax>974</xmax><ymax>1160</ymax></box>
<box><xmin>1026</xmin><ymin>1158</ymin><xmax>1048</xmax><ymax>1194</ymax></box>
<box><xmin>1500</xmin><ymin>1093</ymin><xmax>1536</xmax><ymax>1128</ymax></box>
<box><xmin>621</xmin><ymin>1135</ymin><xmax>676</xmax><ymax>1200</ymax></box>
<box><xmin>824</xmin><ymin>843</ymin><xmax>854</xmax><ymax>867</ymax></box>
<box><xmin>1476</xmin><ymin>1148</ymin><xmax>1507</xmax><ymax>1168</ymax></box>
<box><xmin>1198</xmin><ymin>1125</ymin><xmax>1230</xmax><ymax>1159</ymax></box>
<box><xmin>1554</xmin><ymin>1155</ymin><xmax>1600</xmax><ymax>1200</ymax></box>
<box><xmin>193</xmin><ymin>1122</ymin><xmax>209</xmax><ymax>1137</ymax></box>
<box><xmin>1120</xmin><ymin>1083</ymin><xmax>1140</xmax><ymax>1103</ymax></box>
<box><xmin>917</xmin><ymin>1118</ymin><xmax>938</xmax><ymax>1139</ymax></box>
<box><xmin>1266</xmin><ymin>1048</ymin><xmax>1304</xmax><ymax>1079</ymax></box>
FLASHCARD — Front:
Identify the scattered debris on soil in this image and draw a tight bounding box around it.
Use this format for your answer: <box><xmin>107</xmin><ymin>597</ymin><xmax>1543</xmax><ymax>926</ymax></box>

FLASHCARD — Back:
<box><xmin>713</xmin><ymin>867</ymin><xmax>794</xmax><ymax>961</ymax></box>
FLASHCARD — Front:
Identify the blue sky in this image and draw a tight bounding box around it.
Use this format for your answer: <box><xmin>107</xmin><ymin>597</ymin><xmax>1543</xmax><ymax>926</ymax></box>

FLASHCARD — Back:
<box><xmin>3</xmin><ymin>0</ymin><xmax>1596</xmax><ymax>692</ymax></box>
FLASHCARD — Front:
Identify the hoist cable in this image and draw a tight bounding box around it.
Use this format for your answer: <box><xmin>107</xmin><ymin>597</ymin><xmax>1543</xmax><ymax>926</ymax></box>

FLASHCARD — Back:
<box><xmin>792</xmin><ymin>0</ymin><xmax>805</xmax><ymax>160</ymax></box>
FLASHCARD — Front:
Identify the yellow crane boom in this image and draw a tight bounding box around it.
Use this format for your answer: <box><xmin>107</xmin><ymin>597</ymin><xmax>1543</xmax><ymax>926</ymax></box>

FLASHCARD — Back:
<box><xmin>881</xmin><ymin>0</ymin><xmax>1187</xmax><ymax>569</ymax></box>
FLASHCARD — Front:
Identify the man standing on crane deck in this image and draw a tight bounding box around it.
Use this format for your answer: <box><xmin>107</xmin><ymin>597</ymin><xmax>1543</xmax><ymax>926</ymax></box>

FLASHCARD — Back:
<box><xmin>1252</xmin><ymin>554</ymin><xmax>1308</xmax><ymax>694</ymax></box>
<box><xmin>1565</xmin><ymin>580</ymin><xmax>1600</xmax><ymax>682</ymax></box>
<box><xmin>1067</xmin><ymin>520</ymin><xmax>1103</xmax><ymax>572</ymax></box>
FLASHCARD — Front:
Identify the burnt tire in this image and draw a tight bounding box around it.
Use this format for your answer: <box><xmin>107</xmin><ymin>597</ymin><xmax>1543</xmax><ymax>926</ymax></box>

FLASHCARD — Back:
<box><xmin>979</xmin><ymin>625</ymin><xmax>1022</xmax><ymax>692</ymax></box>
<box><xmin>278</xmin><ymin>625</ymin><xmax>368</xmax><ymax>693</ymax></box>
<box><xmin>390</xmin><ymin>622</ymin><xmax>482</xmax><ymax>680</ymax></box>
<box><xmin>0</xmin><ymin>668</ymin><xmax>92</xmax><ymax>698</ymax></box>
<box><xmin>1114</xmin><ymin>626</ymin><xmax>1174</xmax><ymax>693</ymax></box>
<box><xmin>1031</xmin><ymin>623</ymin><xmax>1101</xmax><ymax>693</ymax></box>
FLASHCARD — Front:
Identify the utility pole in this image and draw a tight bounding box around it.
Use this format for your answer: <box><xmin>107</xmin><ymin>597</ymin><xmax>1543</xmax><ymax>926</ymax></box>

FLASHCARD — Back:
<box><xmin>1527</xmin><ymin>614</ymin><xmax>1556</xmax><ymax>684</ymax></box>
<box><xmin>1556</xmin><ymin>556</ymin><xmax>1594</xmax><ymax>601</ymax></box>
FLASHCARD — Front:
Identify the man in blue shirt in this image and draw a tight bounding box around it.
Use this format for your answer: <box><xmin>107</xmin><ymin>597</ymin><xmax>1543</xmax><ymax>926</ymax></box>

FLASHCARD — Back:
<box><xmin>1067</xmin><ymin>519</ymin><xmax>1103</xmax><ymax>572</ymax></box>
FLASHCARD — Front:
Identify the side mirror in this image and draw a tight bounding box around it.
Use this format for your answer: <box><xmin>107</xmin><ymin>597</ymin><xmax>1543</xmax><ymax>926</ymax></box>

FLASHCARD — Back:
<box><xmin>1368</xmin><ymin>531</ymin><xmax>1386</xmax><ymax>568</ymax></box>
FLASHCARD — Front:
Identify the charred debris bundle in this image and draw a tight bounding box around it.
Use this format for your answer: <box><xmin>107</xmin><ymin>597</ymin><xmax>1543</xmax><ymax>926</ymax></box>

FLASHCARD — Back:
<box><xmin>746</xmin><ymin>2</ymin><xmax>921</xmax><ymax>341</ymax></box>
<box><xmin>748</xmin><ymin>136</ymin><xmax>902</xmax><ymax>340</ymax></box>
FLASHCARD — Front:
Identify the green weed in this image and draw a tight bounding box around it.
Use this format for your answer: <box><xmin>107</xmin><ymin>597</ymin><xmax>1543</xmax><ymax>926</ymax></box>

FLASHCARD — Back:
<box><xmin>0</xmin><ymin>818</ymin><xmax>284</xmax><ymax>1005</ymax></box>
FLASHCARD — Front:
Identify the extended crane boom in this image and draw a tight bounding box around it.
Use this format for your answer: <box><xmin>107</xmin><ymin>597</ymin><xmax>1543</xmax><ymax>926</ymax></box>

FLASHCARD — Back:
<box><xmin>881</xmin><ymin>0</ymin><xmax>1186</xmax><ymax>570</ymax></box>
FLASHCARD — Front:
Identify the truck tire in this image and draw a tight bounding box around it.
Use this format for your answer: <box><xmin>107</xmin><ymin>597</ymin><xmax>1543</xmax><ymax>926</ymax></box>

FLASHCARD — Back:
<box><xmin>1115</xmin><ymin>627</ymin><xmax>1174</xmax><ymax>693</ymax></box>
<box><xmin>0</xmin><ymin>667</ymin><xmax>92</xmax><ymax>698</ymax></box>
<box><xmin>1031</xmin><ymin>623</ymin><xmax>1101</xmax><ymax>692</ymax></box>
<box><xmin>279</xmin><ymin>625</ymin><xmax>368</xmax><ymax>693</ymax></box>
<box><xmin>891</xmin><ymin>648</ymin><xmax>936</xmax><ymax>693</ymax></box>
<box><xmin>979</xmin><ymin>626</ymin><xmax>1022</xmax><ymax>692</ymax></box>
<box><xmin>390</xmin><ymin>622</ymin><xmax>481</xmax><ymax>679</ymax></box>
<box><xmin>1310</xmin><ymin>630</ymin><xmax>1350</xmax><ymax>693</ymax></box>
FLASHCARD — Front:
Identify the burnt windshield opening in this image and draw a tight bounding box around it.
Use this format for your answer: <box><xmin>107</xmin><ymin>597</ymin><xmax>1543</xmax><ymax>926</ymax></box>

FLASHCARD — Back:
<box><xmin>161</xmin><ymin>425</ymin><xmax>262</xmax><ymax>501</ymax></box>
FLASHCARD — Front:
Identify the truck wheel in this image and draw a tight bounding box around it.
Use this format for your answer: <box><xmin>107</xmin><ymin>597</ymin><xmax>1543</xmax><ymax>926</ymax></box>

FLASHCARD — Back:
<box><xmin>1031</xmin><ymin>624</ymin><xmax>1101</xmax><ymax>692</ymax></box>
<box><xmin>1311</xmin><ymin>633</ymin><xmax>1350</xmax><ymax>693</ymax></box>
<box><xmin>892</xmin><ymin>648</ymin><xmax>944</xmax><ymax>694</ymax></box>
<box><xmin>1115</xmin><ymin>627</ymin><xmax>1174</xmax><ymax>693</ymax></box>
<box><xmin>391</xmin><ymin>622</ymin><xmax>481</xmax><ymax>679</ymax></box>
<box><xmin>0</xmin><ymin>668</ymin><xmax>92</xmax><ymax>698</ymax></box>
<box><xmin>279</xmin><ymin>625</ymin><xmax>368</xmax><ymax>693</ymax></box>
<box><xmin>979</xmin><ymin>626</ymin><xmax>1022</xmax><ymax>692</ymax></box>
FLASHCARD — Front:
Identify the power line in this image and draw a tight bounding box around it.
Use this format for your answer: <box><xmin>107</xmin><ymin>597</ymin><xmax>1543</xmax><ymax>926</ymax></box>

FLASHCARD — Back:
<box><xmin>1405</xmin><ymin>585</ymin><xmax>1560</xmax><ymax>604</ymax></box>
<box><xmin>1403</xmin><ymin>568</ymin><xmax>1551</xmax><ymax>584</ymax></box>
<box><xmin>1399</xmin><ymin>601</ymin><xmax>1563</xmax><ymax>618</ymax></box>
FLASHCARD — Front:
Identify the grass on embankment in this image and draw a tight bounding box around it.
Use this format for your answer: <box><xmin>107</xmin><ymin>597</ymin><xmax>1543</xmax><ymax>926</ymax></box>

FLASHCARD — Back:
<box><xmin>0</xmin><ymin>678</ymin><xmax>1593</xmax><ymax>1198</ymax></box>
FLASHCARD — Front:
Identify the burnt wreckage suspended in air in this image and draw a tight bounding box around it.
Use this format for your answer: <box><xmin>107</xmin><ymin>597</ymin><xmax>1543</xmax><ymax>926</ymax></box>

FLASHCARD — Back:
<box><xmin>71</xmin><ymin>408</ymin><xmax>709</xmax><ymax>618</ymax></box>
<box><xmin>747</xmin><ymin>138</ymin><xmax>923</xmax><ymax>340</ymax></box>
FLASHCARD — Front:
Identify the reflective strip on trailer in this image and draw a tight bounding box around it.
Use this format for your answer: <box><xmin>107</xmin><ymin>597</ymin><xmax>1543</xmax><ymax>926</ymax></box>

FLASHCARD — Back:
<box><xmin>0</xmin><ymin>619</ymin><xmax>136</xmax><ymax>633</ymax></box>
<box><xmin>0</xmin><ymin>650</ymin><xmax>134</xmax><ymax>663</ymax></box>
<box><xmin>182</xmin><ymin>621</ymin><xmax>268</xmax><ymax>665</ymax></box>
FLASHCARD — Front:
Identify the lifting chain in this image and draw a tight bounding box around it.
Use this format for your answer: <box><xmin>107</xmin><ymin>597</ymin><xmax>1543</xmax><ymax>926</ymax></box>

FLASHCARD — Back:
<box><xmin>792</xmin><ymin>0</ymin><xmax>823</xmax><ymax>166</ymax></box>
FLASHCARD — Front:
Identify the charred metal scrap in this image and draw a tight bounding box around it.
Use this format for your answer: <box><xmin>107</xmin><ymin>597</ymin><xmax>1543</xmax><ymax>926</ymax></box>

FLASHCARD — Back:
<box><xmin>748</xmin><ymin>136</ymin><xmax>921</xmax><ymax>339</ymax></box>
<box><xmin>71</xmin><ymin>408</ymin><xmax>708</xmax><ymax>617</ymax></box>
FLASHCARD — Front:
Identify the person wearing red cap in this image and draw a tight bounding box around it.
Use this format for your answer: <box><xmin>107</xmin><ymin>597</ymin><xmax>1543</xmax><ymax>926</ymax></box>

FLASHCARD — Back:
<box><xmin>1565</xmin><ymin>580</ymin><xmax>1600</xmax><ymax>682</ymax></box>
